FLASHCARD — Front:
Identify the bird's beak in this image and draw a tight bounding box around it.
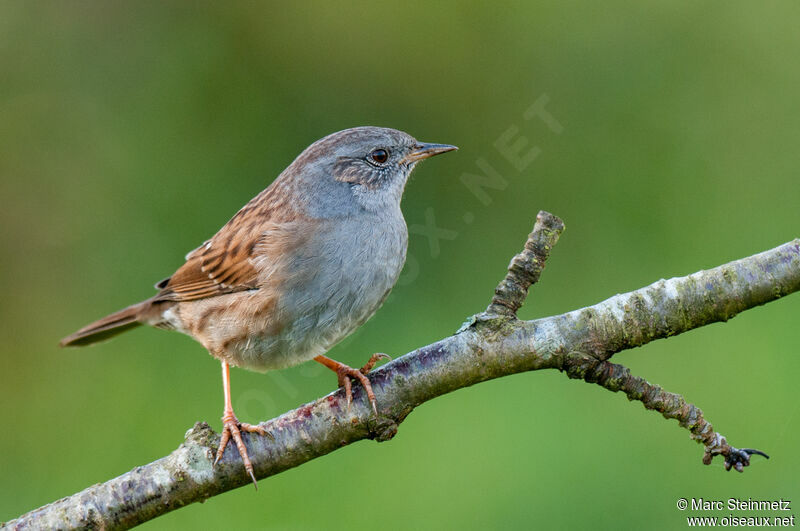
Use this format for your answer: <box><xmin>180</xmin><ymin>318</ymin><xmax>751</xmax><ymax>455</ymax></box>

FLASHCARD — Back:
<box><xmin>402</xmin><ymin>142</ymin><xmax>458</xmax><ymax>164</ymax></box>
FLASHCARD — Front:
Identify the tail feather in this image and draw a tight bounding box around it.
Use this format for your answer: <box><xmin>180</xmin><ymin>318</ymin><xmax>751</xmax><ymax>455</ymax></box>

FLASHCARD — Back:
<box><xmin>60</xmin><ymin>301</ymin><xmax>150</xmax><ymax>347</ymax></box>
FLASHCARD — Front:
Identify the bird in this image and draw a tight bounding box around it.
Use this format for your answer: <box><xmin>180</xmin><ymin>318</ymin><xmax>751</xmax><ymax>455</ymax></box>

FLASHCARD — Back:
<box><xmin>60</xmin><ymin>126</ymin><xmax>457</xmax><ymax>486</ymax></box>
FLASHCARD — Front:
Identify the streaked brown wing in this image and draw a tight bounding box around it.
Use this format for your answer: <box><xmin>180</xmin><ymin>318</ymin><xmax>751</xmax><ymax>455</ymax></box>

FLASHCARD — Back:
<box><xmin>155</xmin><ymin>229</ymin><xmax>261</xmax><ymax>302</ymax></box>
<box><xmin>154</xmin><ymin>221</ymin><xmax>315</xmax><ymax>303</ymax></box>
<box><xmin>153</xmin><ymin>178</ymin><xmax>310</xmax><ymax>303</ymax></box>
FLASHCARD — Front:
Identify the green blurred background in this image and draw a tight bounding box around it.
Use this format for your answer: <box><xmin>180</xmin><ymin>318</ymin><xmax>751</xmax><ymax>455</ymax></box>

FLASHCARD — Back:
<box><xmin>2</xmin><ymin>2</ymin><xmax>799</xmax><ymax>529</ymax></box>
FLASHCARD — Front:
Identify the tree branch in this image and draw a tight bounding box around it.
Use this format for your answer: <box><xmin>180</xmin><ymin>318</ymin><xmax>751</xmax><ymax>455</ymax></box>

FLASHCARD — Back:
<box><xmin>5</xmin><ymin>212</ymin><xmax>799</xmax><ymax>530</ymax></box>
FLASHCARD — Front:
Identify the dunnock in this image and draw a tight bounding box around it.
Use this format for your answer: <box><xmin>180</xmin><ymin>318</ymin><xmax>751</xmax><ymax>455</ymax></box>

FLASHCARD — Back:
<box><xmin>61</xmin><ymin>126</ymin><xmax>457</xmax><ymax>485</ymax></box>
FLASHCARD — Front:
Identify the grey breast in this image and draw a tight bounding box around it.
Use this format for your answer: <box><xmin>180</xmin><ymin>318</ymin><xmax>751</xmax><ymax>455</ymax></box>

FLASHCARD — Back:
<box><xmin>262</xmin><ymin>209</ymin><xmax>408</xmax><ymax>370</ymax></box>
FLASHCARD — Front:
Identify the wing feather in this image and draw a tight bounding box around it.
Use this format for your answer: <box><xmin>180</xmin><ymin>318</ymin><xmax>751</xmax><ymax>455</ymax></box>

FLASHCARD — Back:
<box><xmin>153</xmin><ymin>182</ymin><xmax>308</xmax><ymax>302</ymax></box>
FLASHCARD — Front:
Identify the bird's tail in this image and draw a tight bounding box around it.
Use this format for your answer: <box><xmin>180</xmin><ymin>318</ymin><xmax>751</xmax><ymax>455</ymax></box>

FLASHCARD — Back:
<box><xmin>59</xmin><ymin>300</ymin><xmax>153</xmax><ymax>347</ymax></box>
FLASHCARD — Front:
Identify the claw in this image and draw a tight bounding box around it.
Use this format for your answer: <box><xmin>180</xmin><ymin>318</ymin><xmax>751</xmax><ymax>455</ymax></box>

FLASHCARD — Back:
<box><xmin>215</xmin><ymin>415</ymin><xmax>269</xmax><ymax>488</ymax></box>
<box><xmin>361</xmin><ymin>353</ymin><xmax>391</xmax><ymax>374</ymax></box>
<box><xmin>337</xmin><ymin>366</ymin><xmax>379</xmax><ymax>415</ymax></box>
<box><xmin>341</xmin><ymin>372</ymin><xmax>354</xmax><ymax>408</ymax></box>
<box><xmin>315</xmin><ymin>353</ymin><xmax>389</xmax><ymax>416</ymax></box>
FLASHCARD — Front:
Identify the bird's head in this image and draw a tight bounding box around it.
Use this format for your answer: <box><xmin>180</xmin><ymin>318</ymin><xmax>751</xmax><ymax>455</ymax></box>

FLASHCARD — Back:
<box><xmin>286</xmin><ymin>126</ymin><xmax>457</xmax><ymax>216</ymax></box>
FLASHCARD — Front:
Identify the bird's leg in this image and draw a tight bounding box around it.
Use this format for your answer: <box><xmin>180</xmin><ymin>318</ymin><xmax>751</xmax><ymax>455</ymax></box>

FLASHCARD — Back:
<box><xmin>314</xmin><ymin>353</ymin><xmax>390</xmax><ymax>415</ymax></box>
<box><xmin>213</xmin><ymin>360</ymin><xmax>269</xmax><ymax>488</ymax></box>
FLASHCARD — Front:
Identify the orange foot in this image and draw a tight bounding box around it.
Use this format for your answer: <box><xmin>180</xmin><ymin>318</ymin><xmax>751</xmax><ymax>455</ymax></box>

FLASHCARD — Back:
<box><xmin>214</xmin><ymin>409</ymin><xmax>269</xmax><ymax>487</ymax></box>
<box><xmin>314</xmin><ymin>353</ymin><xmax>390</xmax><ymax>415</ymax></box>
<box><xmin>213</xmin><ymin>361</ymin><xmax>272</xmax><ymax>488</ymax></box>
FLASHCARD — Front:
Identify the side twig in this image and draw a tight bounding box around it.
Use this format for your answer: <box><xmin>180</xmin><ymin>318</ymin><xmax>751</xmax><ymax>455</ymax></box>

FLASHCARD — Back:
<box><xmin>487</xmin><ymin>210</ymin><xmax>565</xmax><ymax>316</ymax></box>
<box><xmin>562</xmin><ymin>354</ymin><xmax>768</xmax><ymax>471</ymax></box>
<box><xmin>4</xmin><ymin>212</ymin><xmax>799</xmax><ymax>530</ymax></box>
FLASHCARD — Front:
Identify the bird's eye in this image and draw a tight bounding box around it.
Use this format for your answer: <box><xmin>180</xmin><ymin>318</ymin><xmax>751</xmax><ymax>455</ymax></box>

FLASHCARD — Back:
<box><xmin>369</xmin><ymin>148</ymin><xmax>389</xmax><ymax>165</ymax></box>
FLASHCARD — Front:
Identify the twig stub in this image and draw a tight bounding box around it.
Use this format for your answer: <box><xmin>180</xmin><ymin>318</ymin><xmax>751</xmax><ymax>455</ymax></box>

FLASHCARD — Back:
<box><xmin>486</xmin><ymin>210</ymin><xmax>565</xmax><ymax>317</ymax></box>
